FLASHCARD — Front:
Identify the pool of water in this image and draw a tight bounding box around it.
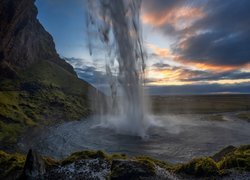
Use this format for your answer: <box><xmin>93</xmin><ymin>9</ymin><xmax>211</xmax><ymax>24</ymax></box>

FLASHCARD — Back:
<box><xmin>18</xmin><ymin>113</ymin><xmax>250</xmax><ymax>163</ymax></box>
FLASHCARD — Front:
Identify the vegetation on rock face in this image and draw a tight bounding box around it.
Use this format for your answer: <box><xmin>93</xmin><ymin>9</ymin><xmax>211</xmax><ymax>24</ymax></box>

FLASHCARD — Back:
<box><xmin>134</xmin><ymin>156</ymin><xmax>173</xmax><ymax>170</ymax></box>
<box><xmin>212</xmin><ymin>145</ymin><xmax>237</xmax><ymax>162</ymax></box>
<box><xmin>0</xmin><ymin>60</ymin><xmax>94</xmax><ymax>149</ymax></box>
<box><xmin>175</xmin><ymin>145</ymin><xmax>250</xmax><ymax>177</ymax></box>
<box><xmin>0</xmin><ymin>150</ymin><xmax>25</xmax><ymax>179</ymax></box>
<box><xmin>218</xmin><ymin>145</ymin><xmax>250</xmax><ymax>171</ymax></box>
<box><xmin>0</xmin><ymin>0</ymin><xmax>101</xmax><ymax>150</ymax></box>
<box><xmin>61</xmin><ymin>150</ymin><xmax>108</xmax><ymax>165</ymax></box>
<box><xmin>175</xmin><ymin>157</ymin><xmax>219</xmax><ymax>177</ymax></box>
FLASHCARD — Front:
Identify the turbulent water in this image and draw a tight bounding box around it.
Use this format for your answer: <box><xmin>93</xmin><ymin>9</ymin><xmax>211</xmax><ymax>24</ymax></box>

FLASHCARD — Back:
<box><xmin>86</xmin><ymin>0</ymin><xmax>151</xmax><ymax>137</ymax></box>
<box><xmin>19</xmin><ymin>113</ymin><xmax>250</xmax><ymax>163</ymax></box>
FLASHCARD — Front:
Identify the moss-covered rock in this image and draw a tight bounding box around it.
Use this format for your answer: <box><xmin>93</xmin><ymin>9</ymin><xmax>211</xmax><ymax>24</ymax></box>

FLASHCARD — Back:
<box><xmin>61</xmin><ymin>150</ymin><xmax>108</xmax><ymax>165</ymax></box>
<box><xmin>1</xmin><ymin>145</ymin><xmax>249</xmax><ymax>179</ymax></box>
<box><xmin>212</xmin><ymin>145</ymin><xmax>237</xmax><ymax>162</ymax></box>
<box><xmin>0</xmin><ymin>60</ymin><xmax>98</xmax><ymax>149</ymax></box>
<box><xmin>0</xmin><ymin>150</ymin><xmax>25</xmax><ymax>179</ymax></box>
<box><xmin>175</xmin><ymin>157</ymin><xmax>219</xmax><ymax>177</ymax></box>
<box><xmin>218</xmin><ymin>145</ymin><xmax>250</xmax><ymax>171</ymax></box>
<box><xmin>135</xmin><ymin>156</ymin><xmax>173</xmax><ymax>170</ymax></box>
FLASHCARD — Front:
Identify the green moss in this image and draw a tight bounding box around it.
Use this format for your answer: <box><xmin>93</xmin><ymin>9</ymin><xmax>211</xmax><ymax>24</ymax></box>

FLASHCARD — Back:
<box><xmin>0</xmin><ymin>121</ymin><xmax>24</xmax><ymax>146</ymax></box>
<box><xmin>0</xmin><ymin>150</ymin><xmax>25</xmax><ymax>179</ymax></box>
<box><xmin>175</xmin><ymin>157</ymin><xmax>219</xmax><ymax>177</ymax></box>
<box><xmin>110</xmin><ymin>153</ymin><xmax>127</xmax><ymax>160</ymax></box>
<box><xmin>137</xmin><ymin>159</ymin><xmax>156</xmax><ymax>172</ymax></box>
<box><xmin>61</xmin><ymin>150</ymin><xmax>108</xmax><ymax>165</ymax></box>
<box><xmin>135</xmin><ymin>156</ymin><xmax>173</xmax><ymax>170</ymax></box>
<box><xmin>21</xmin><ymin>60</ymin><xmax>91</xmax><ymax>95</ymax></box>
<box><xmin>212</xmin><ymin>145</ymin><xmax>236</xmax><ymax>162</ymax></box>
<box><xmin>0</xmin><ymin>60</ymin><xmax>93</xmax><ymax>148</ymax></box>
<box><xmin>43</xmin><ymin>157</ymin><xmax>60</xmax><ymax>168</ymax></box>
<box><xmin>0</xmin><ymin>145</ymin><xmax>249</xmax><ymax>179</ymax></box>
<box><xmin>218</xmin><ymin>145</ymin><xmax>250</xmax><ymax>171</ymax></box>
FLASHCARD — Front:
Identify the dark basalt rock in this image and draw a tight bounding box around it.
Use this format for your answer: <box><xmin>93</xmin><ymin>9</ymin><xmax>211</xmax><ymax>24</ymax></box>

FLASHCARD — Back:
<box><xmin>0</xmin><ymin>0</ymin><xmax>102</xmax><ymax>150</ymax></box>
<box><xmin>20</xmin><ymin>149</ymin><xmax>45</xmax><ymax>180</ymax></box>
<box><xmin>110</xmin><ymin>159</ymin><xmax>156</xmax><ymax>180</ymax></box>
<box><xmin>0</xmin><ymin>0</ymin><xmax>75</xmax><ymax>77</ymax></box>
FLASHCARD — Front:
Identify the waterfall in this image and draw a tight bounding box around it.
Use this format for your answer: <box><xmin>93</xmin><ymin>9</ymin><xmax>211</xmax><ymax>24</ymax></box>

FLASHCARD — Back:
<box><xmin>86</xmin><ymin>0</ymin><xmax>152</xmax><ymax>137</ymax></box>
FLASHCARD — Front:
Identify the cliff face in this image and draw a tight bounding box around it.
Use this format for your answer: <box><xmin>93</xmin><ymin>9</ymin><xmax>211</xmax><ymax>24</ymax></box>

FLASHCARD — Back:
<box><xmin>0</xmin><ymin>0</ymin><xmax>100</xmax><ymax>150</ymax></box>
<box><xmin>0</xmin><ymin>0</ymin><xmax>75</xmax><ymax>77</ymax></box>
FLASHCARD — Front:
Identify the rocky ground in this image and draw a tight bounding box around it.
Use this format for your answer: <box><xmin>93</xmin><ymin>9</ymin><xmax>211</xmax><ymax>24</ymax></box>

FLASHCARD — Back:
<box><xmin>1</xmin><ymin>145</ymin><xmax>249</xmax><ymax>180</ymax></box>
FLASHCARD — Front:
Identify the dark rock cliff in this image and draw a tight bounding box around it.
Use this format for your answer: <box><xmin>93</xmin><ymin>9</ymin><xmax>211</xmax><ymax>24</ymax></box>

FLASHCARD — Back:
<box><xmin>0</xmin><ymin>0</ymin><xmax>103</xmax><ymax>150</ymax></box>
<box><xmin>0</xmin><ymin>0</ymin><xmax>75</xmax><ymax>77</ymax></box>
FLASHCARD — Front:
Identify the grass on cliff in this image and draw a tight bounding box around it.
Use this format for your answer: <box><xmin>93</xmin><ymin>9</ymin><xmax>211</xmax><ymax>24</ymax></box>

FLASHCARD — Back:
<box><xmin>21</xmin><ymin>60</ymin><xmax>92</xmax><ymax>95</ymax></box>
<box><xmin>0</xmin><ymin>60</ymin><xmax>93</xmax><ymax>149</ymax></box>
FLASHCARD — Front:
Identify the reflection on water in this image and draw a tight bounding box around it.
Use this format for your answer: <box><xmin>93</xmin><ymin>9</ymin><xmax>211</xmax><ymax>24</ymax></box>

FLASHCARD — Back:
<box><xmin>19</xmin><ymin>114</ymin><xmax>250</xmax><ymax>163</ymax></box>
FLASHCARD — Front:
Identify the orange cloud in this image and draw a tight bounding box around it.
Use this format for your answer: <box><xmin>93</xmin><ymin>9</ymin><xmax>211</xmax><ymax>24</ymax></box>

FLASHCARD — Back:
<box><xmin>192</xmin><ymin>63</ymin><xmax>239</xmax><ymax>72</ymax></box>
<box><xmin>242</xmin><ymin>63</ymin><xmax>250</xmax><ymax>72</ymax></box>
<box><xmin>146</xmin><ymin>67</ymin><xmax>250</xmax><ymax>86</ymax></box>
<box><xmin>142</xmin><ymin>6</ymin><xmax>204</xmax><ymax>30</ymax></box>
<box><xmin>146</xmin><ymin>66</ymin><xmax>202</xmax><ymax>85</ymax></box>
<box><xmin>173</xmin><ymin>56</ymin><xmax>242</xmax><ymax>72</ymax></box>
<box><xmin>147</xmin><ymin>44</ymin><xmax>172</xmax><ymax>58</ymax></box>
<box><xmin>147</xmin><ymin>43</ymin><xmax>239</xmax><ymax>73</ymax></box>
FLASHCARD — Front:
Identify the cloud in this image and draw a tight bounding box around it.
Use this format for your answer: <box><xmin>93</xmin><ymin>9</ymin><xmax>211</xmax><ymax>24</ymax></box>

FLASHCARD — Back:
<box><xmin>64</xmin><ymin>57</ymin><xmax>107</xmax><ymax>86</ymax></box>
<box><xmin>147</xmin><ymin>44</ymin><xmax>173</xmax><ymax>59</ymax></box>
<box><xmin>147</xmin><ymin>60</ymin><xmax>250</xmax><ymax>86</ymax></box>
<box><xmin>65</xmin><ymin>57</ymin><xmax>250</xmax><ymax>95</ymax></box>
<box><xmin>152</xmin><ymin>63</ymin><xmax>171</xmax><ymax>69</ymax></box>
<box><xmin>142</xmin><ymin>0</ymin><xmax>250</xmax><ymax>68</ymax></box>
<box><xmin>175</xmin><ymin>31</ymin><xmax>250</xmax><ymax>66</ymax></box>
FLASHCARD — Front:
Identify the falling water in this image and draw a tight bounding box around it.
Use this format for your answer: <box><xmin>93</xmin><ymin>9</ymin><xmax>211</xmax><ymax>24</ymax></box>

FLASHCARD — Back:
<box><xmin>86</xmin><ymin>0</ymin><xmax>152</xmax><ymax>137</ymax></box>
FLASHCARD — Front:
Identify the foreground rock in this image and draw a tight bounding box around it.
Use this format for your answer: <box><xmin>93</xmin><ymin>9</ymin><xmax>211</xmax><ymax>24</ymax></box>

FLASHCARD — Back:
<box><xmin>0</xmin><ymin>145</ymin><xmax>250</xmax><ymax>180</ymax></box>
<box><xmin>20</xmin><ymin>149</ymin><xmax>46</xmax><ymax>179</ymax></box>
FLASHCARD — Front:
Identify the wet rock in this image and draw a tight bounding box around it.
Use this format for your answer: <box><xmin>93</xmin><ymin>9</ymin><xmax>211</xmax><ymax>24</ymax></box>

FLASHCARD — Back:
<box><xmin>44</xmin><ymin>158</ymin><xmax>111</xmax><ymax>180</ymax></box>
<box><xmin>20</xmin><ymin>149</ymin><xmax>45</xmax><ymax>179</ymax></box>
<box><xmin>110</xmin><ymin>159</ymin><xmax>156</xmax><ymax>180</ymax></box>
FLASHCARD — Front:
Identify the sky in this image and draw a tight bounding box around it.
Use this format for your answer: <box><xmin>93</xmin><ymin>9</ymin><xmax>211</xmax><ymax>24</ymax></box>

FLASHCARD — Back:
<box><xmin>35</xmin><ymin>0</ymin><xmax>250</xmax><ymax>95</ymax></box>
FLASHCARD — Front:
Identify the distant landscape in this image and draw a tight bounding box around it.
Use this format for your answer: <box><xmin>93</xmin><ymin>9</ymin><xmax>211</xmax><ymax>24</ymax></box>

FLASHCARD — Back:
<box><xmin>151</xmin><ymin>94</ymin><xmax>250</xmax><ymax>115</ymax></box>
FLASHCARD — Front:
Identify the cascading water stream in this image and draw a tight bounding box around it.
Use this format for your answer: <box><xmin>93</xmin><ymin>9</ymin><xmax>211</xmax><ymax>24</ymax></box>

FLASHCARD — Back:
<box><xmin>86</xmin><ymin>0</ymin><xmax>153</xmax><ymax>137</ymax></box>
